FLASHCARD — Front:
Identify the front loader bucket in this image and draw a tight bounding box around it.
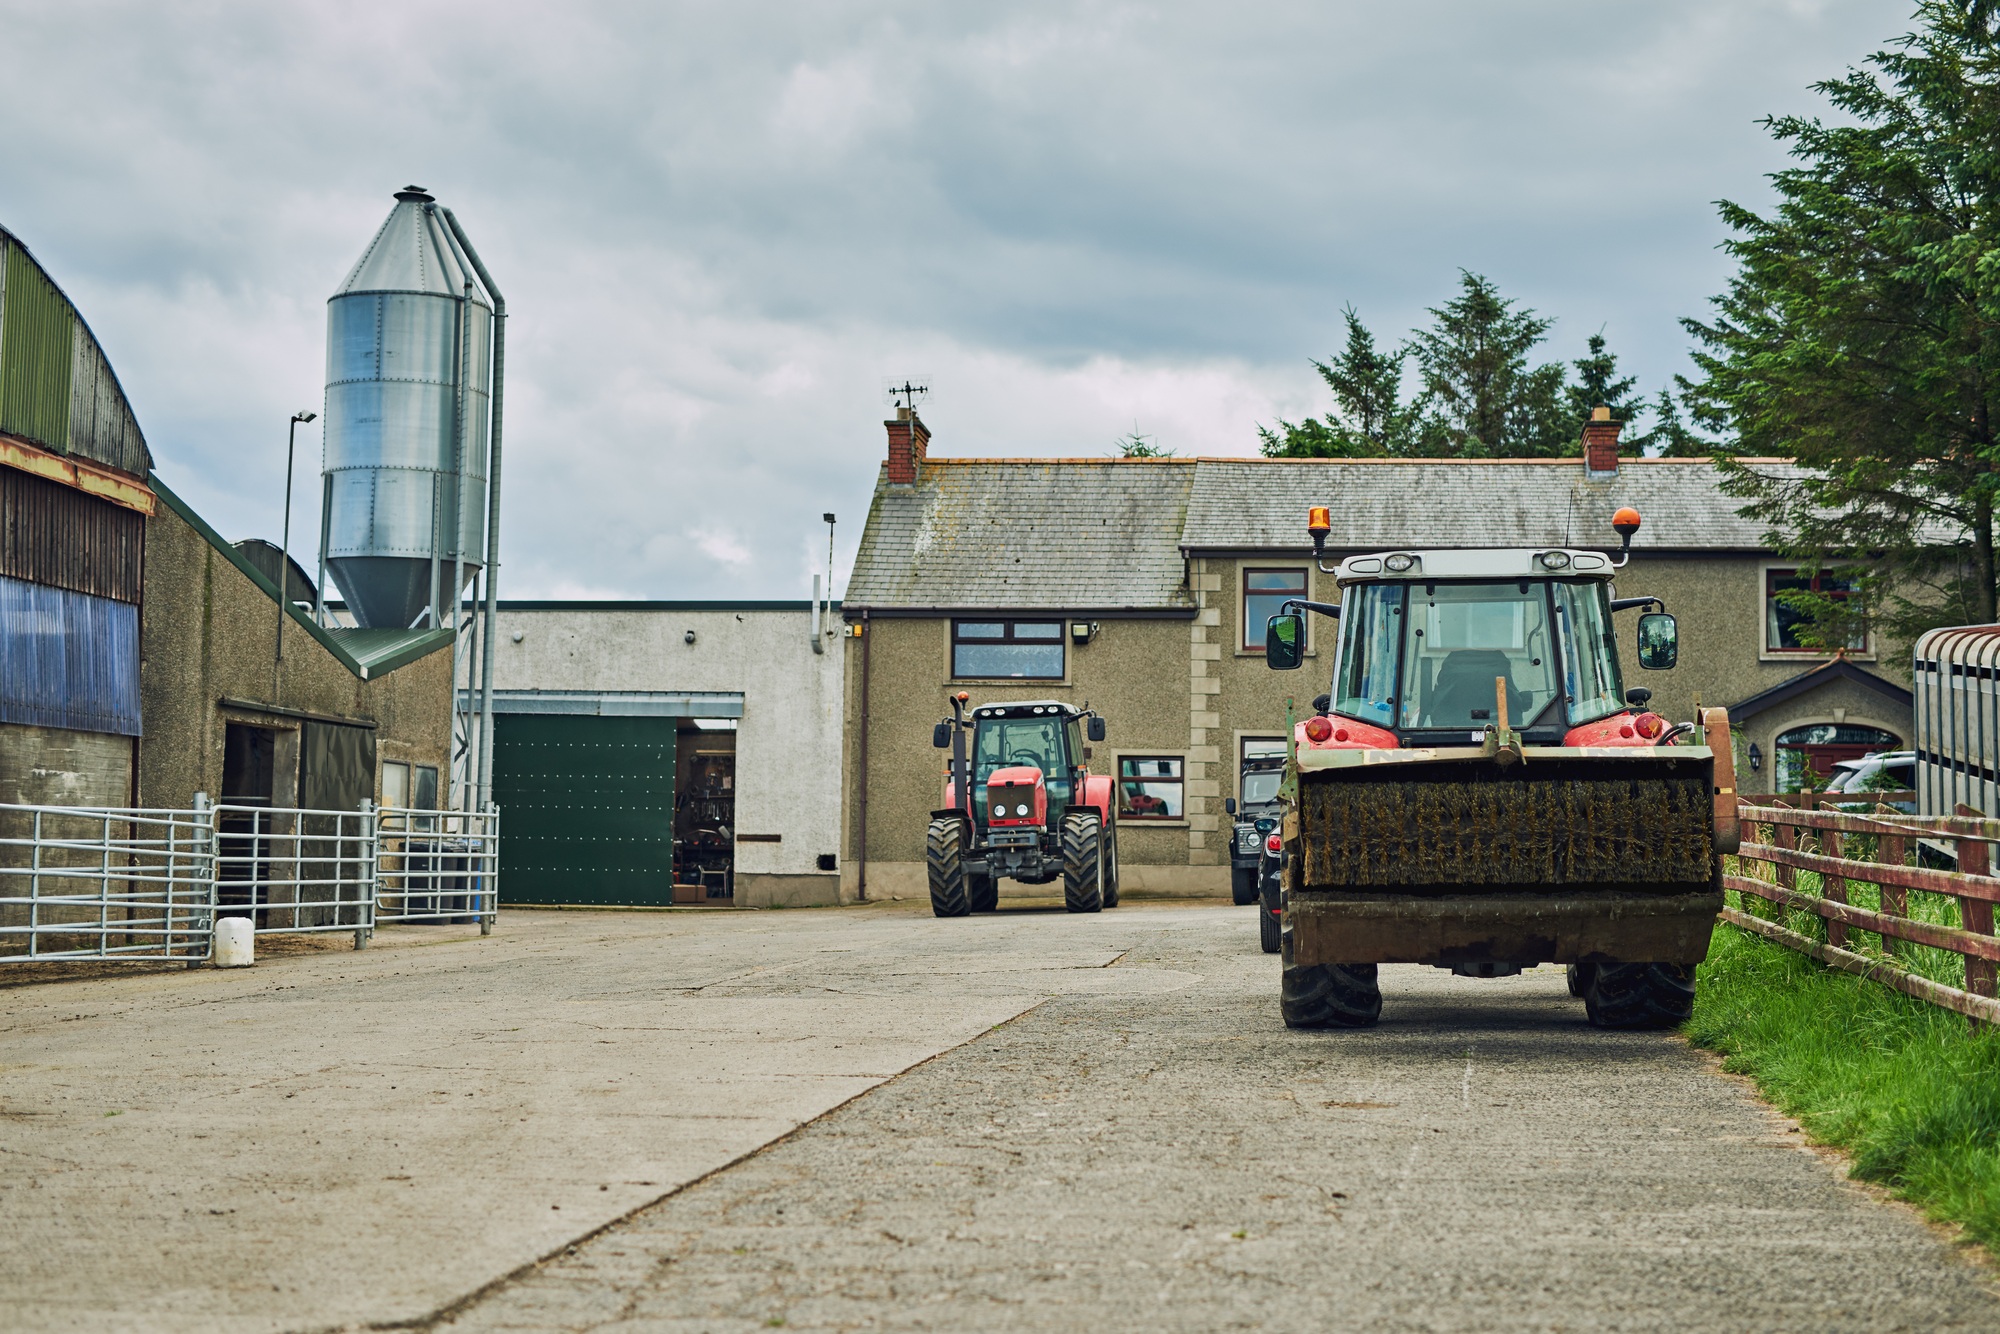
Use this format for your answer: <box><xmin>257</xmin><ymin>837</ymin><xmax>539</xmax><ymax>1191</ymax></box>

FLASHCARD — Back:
<box><xmin>1286</xmin><ymin>745</ymin><xmax>1722</xmax><ymax>968</ymax></box>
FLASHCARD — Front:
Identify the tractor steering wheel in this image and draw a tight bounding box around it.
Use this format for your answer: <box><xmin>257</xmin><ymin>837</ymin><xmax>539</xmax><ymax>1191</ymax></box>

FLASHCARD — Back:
<box><xmin>1009</xmin><ymin>751</ymin><xmax>1043</xmax><ymax>770</ymax></box>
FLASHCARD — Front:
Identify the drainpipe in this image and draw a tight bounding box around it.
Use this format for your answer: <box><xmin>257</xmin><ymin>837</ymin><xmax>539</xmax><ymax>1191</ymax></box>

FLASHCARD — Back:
<box><xmin>440</xmin><ymin>207</ymin><xmax>506</xmax><ymax>820</ymax></box>
<box><xmin>856</xmin><ymin>609</ymin><xmax>871</xmax><ymax>902</ymax></box>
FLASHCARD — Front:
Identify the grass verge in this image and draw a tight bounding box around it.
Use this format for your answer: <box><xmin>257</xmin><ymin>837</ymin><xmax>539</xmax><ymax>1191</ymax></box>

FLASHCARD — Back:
<box><xmin>1688</xmin><ymin>922</ymin><xmax>2000</xmax><ymax>1254</ymax></box>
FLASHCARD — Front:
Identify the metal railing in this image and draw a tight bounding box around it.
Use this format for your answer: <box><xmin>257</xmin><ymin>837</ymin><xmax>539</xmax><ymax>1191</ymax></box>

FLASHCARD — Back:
<box><xmin>1728</xmin><ymin>798</ymin><xmax>1999</xmax><ymax>1025</ymax></box>
<box><xmin>0</xmin><ymin>797</ymin><xmax>499</xmax><ymax>964</ymax></box>
<box><xmin>0</xmin><ymin>801</ymin><xmax>215</xmax><ymax>962</ymax></box>
<box><xmin>374</xmin><ymin>806</ymin><xmax>500</xmax><ymax>923</ymax></box>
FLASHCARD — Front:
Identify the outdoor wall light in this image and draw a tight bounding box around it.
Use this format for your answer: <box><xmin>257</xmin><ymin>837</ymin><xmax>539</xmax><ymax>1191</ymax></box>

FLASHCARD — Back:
<box><xmin>1748</xmin><ymin>742</ymin><xmax>1763</xmax><ymax>773</ymax></box>
<box><xmin>684</xmin><ymin>629</ymin><xmax>697</xmax><ymax>645</ymax></box>
<box><xmin>510</xmin><ymin>631</ymin><xmax>524</xmax><ymax>643</ymax></box>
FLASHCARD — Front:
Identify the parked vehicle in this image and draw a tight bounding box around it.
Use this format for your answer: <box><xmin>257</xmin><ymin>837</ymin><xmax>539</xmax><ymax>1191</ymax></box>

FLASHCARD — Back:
<box><xmin>1824</xmin><ymin>750</ymin><xmax>1917</xmax><ymax>813</ymax></box>
<box><xmin>1261</xmin><ymin>505</ymin><xmax>1741</xmax><ymax>1029</ymax></box>
<box><xmin>1227</xmin><ymin>755</ymin><xmax>1287</xmax><ymax>905</ymax></box>
<box><xmin>927</xmin><ymin>695</ymin><xmax>1119</xmax><ymax>915</ymax></box>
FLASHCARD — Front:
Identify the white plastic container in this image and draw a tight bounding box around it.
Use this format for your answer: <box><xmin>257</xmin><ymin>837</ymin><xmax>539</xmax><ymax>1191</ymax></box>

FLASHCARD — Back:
<box><xmin>214</xmin><ymin>917</ymin><xmax>254</xmax><ymax>968</ymax></box>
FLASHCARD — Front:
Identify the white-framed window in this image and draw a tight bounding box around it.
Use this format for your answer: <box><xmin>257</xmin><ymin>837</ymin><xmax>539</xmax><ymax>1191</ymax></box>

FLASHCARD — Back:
<box><xmin>1118</xmin><ymin>756</ymin><xmax>1184</xmax><ymax>820</ymax></box>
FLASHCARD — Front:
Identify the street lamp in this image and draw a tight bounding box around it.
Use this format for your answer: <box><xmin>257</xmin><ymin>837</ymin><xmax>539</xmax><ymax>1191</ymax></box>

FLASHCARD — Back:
<box><xmin>274</xmin><ymin>410</ymin><xmax>318</xmax><ymax>698</ymax></box>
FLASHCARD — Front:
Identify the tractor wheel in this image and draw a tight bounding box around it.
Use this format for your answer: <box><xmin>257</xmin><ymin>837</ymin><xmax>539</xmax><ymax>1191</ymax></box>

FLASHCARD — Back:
<box><xmin>1280</xmin><ymin>962</ymin><xmax>1381</xmax><ymax>1028</ymax></box>
<box><xmin>1232</xmin><ymin>866</ymin><xmax>1258</xmax><ymax>906</ymax></box>
<box><xmin>1260</xmin><ymin>900</ymin><xmax>1281</xmax><ymax>954</ymax></box>
<box><xmin>926</xmin><ymin>817</ymin><xmax>971</xmax><ymax>918</ymax></box>
<box><xmin>1582</xmin><ymin>963</ymin><xmax>1696</xmax><ymax>1029</ymax></box>
<box><xmin>1060</xmin><ymin>811</ymin><xmax>1104</xmax><ymax>914</ymax></box>
<box><xmin>969</xmin><ymin>871</ymin><xmax>999</xmax><ymax>914</ymax></box>
<box><xmin>1101</xmin><ymin>827</ymin><xmax>1120</xmax><ymax>908</ymax></box>
<box><xmin>1566</xmin><ymin>963</ymin><xmax>1595</xmax><ymax>998</ymax></box>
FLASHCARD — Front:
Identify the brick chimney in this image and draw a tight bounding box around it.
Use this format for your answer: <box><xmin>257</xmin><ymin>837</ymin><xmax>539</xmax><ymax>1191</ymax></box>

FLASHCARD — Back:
<box><xmin>885</xmin><ymin>408</ymin><xmax>931</xmax><ymax>485</ymax></box>
<box><xmin>1581</xmin><ymin>405</ymin><xmax>1623</xmax><ymax>477</ymax></box>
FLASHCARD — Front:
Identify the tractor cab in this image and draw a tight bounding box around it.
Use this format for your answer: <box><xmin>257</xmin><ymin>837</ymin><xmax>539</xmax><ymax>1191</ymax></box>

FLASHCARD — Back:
<box><xmin>928</xmin><ymin>696</ymin><xmax>1117</xmax><ymax>916</ymax></box>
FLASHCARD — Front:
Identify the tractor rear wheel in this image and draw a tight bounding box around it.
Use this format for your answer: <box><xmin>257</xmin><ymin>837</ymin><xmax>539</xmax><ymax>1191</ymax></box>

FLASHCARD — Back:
<box><xmin>1582</xmin><ymin>962</ymin><xmax>1696</xmax><ymax>1029</ymax></box>
<box><xmin>1232</xmin><ymin>866</ymin><xmax>1258</xmax><ymax>906</ymax></box>
<box><xmin>1060</xmin><ymin>811</ymin><xmax>1103</xmax><ymax>913</ymax></box>
<box><xmin>1566</xmin><ymin>963</ymin><xmax>1595</xmax><ymax>998</ymax></box>
<box><xmin>1280</xmin><ymin>962</ymin><xmax>1381</xmax><ymax>1028</ymax></box>
<box><xmin>1101</xmin><ymin>827</ymin><xmax>1120</xmax><ymax>908</ymax></box>
<box><xmin>926</xmin><ymin>817</ymin><xmax>971</xmax><ymax>918</ymax></box>
<box><xmin>969</xmin><ymin>871</ymin><xmax>998</xmax><ymax>914</ymax></box>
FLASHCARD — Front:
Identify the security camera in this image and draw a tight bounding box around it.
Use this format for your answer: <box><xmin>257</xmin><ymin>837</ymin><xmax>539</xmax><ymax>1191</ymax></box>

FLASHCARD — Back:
<box><xmin>684</xmin><ymin>629</ymin><xmax>697</xmax><ymax>645</ymax></box>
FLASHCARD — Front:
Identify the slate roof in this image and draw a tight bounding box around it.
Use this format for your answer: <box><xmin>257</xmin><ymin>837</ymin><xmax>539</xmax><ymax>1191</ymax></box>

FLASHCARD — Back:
<box><xmin>845</xmin><ymin>455</ymin><xmax>1807</xmax><ymax>613</ymax></box>
<box><xmin>1181</xmin><ymin>458</ymin><xmax>1803</xmax><ymax>553</ymax></box>
<box><xmin>843</xmin><ymin>460</ymin><xmax>1196</xmax><ymax>612</ymax></box>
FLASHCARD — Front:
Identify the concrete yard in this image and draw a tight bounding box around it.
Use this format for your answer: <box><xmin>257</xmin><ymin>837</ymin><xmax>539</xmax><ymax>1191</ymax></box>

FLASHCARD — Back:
<box><xmin>2</xmin><ymin>902</ymin><xmax>1995</xmax><ymax>1332</ymax></box>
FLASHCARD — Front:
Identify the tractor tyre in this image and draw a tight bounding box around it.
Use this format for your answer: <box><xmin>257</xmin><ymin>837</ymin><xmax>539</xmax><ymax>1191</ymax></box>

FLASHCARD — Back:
<box><xmin>1101</xmin><ymin>827</ymin><xmax>1121</xmax><ymax>908</ymax></box>
<box><xmin>1061</xmin><ymin>811</ymin><xmax>1104</xmax><ymax>914</ymax></box>
<box><xmin>1260</xmin><ymin>900</ymin><xmax>1281</xmax><ymax>954</ymax></box>
<box><xmin>969</xmin><ymin>871</ymin><xmax>999</xmax><ymax>914</ymax></box>
<box><xmin>1280</xmin><ymin>962</ymin><xmax>1381</xmax><ymax>1028</ymax></box>
<box><xmin>1582</xmin><ymin>963</ymin><xmax>1696</xmax><ymax>1029</ymax></box>
<box><xmin>1566</xmin><ymin>963</ymin><xmax>1595</xmax><ymax>998</ymax></box>
<box><xmin>926</xmin><ymin>818</ymin><xmax>971</xmax><ymax>918</ymax></box>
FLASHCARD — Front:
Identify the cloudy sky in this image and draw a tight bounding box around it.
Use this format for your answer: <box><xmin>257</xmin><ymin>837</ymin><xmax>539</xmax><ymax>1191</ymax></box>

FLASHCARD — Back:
<box><xmin>1</xmin><ymin>1</ymin><xmax>1912</xmax><ymax>600</ymax></box>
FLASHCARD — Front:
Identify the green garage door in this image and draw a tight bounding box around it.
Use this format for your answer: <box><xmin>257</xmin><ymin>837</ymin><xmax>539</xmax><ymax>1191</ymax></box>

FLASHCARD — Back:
<box><xmin>493</xmin><ymin>714</ymin><xmax>676</xmax><ymax>905</ymax></box>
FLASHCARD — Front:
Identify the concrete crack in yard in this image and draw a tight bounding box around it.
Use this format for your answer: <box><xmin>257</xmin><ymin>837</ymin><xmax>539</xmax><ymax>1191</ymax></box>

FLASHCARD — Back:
<box><xmin>380</xmin><ymin>997</ymin><xmax>1057</xmax><ymax>1332</ymax></box>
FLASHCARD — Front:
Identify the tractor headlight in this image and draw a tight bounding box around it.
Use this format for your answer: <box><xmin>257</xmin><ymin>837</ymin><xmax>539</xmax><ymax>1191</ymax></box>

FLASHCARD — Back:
<box><xmin>1016</xmin><ymin>804</ymin><xmax>1030</xmax><ymax>817</ymax></box>
<box><xmin>1538</xmin><ymin>550</ymin><xmax>1572</xmax><ymax>570</ymax></box>
<box><xmin>1384</xmin><ymin>552</ymin><xmax>1417</xmax><ymax>572</ymax></box>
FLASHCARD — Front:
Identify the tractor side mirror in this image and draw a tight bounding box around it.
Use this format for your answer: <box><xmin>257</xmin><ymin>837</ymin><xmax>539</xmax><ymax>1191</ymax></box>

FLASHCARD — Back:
<box><xmin>932</xmin><ymin>721</ymin><xmax>952</xmax><ymax>749</ymax></box>
<box><xmin>1087</xmin><ymin>716</ymin><xmax>1106</xmax><ymax>742</ymax></box>
<box><xmin>1225</xmin><ymin>797</ymin><xmax>1237</xmax><ymax>815</ymax></box>
<box><xmin>1265</xmin><ymin>613</ymin><xmax>1304</xmax><ymax>670</ymax></box>
<box><xmin>1637</xmin><ymin>612</ymin><xmax>1678</xmax><ymax>670</ymax></box>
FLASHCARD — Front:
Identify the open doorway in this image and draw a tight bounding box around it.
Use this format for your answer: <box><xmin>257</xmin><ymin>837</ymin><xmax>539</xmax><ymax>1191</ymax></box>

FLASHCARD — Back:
<box><xmin>219</xmin><ymin>723</ymin><xmax>278</xmax><ymax>915</ymax></box>
<box><xmin>674</xmin><ymin>720</ymin><xmax>735</xmax><ymax>902</ymax></box>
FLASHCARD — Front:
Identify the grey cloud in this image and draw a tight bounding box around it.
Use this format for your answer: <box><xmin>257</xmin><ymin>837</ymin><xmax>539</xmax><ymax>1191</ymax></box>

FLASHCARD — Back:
<box><xmin>0</xmin><ymin>0</ymin><xmax>1907</xmax><ymax>598</ymax></box>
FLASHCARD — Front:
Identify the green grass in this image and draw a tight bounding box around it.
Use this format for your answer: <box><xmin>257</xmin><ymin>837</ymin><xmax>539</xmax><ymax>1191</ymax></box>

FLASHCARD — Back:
<box><xmin>1687</xmin><ymin>923</ymin><xmax>2000</xmax><ymax>1252</ymax></box>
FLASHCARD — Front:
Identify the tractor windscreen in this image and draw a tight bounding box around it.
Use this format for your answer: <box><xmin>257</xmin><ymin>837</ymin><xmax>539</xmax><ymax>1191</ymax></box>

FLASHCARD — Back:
<box><xmin>1334</xmin><ymin>578</ymin><xmax>1627</xmax><ymax>732</ymax></box>
<box><xmin>1398</xmin><ymin>583</ymin><xmax>1561</xmax><ymax>730</ymax></box>
<box><xmin>973</xmin><ymin>718</ymin><xmax>1072</xmax><ymax>804</ymax></box>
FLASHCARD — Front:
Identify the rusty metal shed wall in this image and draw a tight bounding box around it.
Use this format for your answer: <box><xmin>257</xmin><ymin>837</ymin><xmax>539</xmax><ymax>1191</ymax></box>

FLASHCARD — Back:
<box><xmin>0</xmin><ymin>465</ymin><xmax>144</xmax><ymax>602</ymax></box>
<box><xmin>0</xmin><ymin>228</ymin><xmax>153</xmax><ymax>477</ymax></box>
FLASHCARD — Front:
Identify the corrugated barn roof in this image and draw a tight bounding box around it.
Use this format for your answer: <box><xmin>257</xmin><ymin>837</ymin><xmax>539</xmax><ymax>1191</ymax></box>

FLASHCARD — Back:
<box><xmin>844</xmin><ymin>459</ymin><xmax>1197</xmax><ymax>612</ymax></box>
<box><xmin>0</xmin><ymin>226</ymin><xmax>153</xmax><ymax>477</ymax></box>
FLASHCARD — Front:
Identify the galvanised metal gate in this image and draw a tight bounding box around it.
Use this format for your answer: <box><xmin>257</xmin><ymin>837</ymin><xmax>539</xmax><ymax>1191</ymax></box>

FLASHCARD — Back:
<box><xmin>0</xmin><ymin>799</ymin><xmax>499</xmax><ymax>963</ymax></box>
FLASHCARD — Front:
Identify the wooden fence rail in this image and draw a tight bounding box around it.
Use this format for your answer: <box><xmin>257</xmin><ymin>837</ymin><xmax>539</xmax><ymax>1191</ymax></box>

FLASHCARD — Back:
<box><xmin>1727</xmin><ymin>795</ymin><xmax>1999</xmax><ymax>1025</ymax></box>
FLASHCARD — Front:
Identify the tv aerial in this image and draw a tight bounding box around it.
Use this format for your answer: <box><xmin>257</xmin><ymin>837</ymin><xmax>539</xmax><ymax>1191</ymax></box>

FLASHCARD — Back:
<box><xmin>883</xmin><ymin>377</ymin><xmax>931</xmax><ymax>412</ymax></box>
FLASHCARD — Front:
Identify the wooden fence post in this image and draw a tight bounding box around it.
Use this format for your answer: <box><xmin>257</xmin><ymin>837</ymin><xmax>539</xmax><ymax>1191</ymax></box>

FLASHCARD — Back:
<box><xmin>1771</xmin><ymin>806</ymin><xmax>1798</xmax><ymax>925</ymax></box>
<box><xmin>1956</xmin><ymin>805</ymin><xmax>1996</xmax><ymax>1002</ymax></box>
<box><xmin>1823</xmin><ymin>823</ymin><xmax>1849</xmax><ymax>950</ymax></box>
<box><xmin>1877</xmin><ymin>804</ymin><xmax>1908</xmax><ymax>960</ymax></box>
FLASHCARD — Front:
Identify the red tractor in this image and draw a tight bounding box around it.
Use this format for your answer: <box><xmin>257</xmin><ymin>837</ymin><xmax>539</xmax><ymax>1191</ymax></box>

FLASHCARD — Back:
<box><xmin>927</xmin><ymin>694</ymin><xmax>1120</xmax><ymax>915</ymax></box>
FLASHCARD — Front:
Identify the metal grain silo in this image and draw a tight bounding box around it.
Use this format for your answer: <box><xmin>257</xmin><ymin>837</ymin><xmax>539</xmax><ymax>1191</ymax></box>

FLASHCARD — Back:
<box><xmin>322</xmin><ymin>187</ymin><xmax>492</xmax><ymax>629</ymax></box>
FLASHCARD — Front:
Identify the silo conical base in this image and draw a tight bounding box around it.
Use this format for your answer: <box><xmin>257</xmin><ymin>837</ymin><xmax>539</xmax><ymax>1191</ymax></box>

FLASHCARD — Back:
<box><xmin>329</xmin><ymin>556</ymin><xmax>479</xmax><ymax>629</ymax></box>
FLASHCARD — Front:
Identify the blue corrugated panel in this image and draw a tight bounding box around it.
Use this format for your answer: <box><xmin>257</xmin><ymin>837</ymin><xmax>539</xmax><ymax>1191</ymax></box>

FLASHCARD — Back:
<box><xmin>0</xmin><ymin>572</ymin><xmax>141</xmax><ymax>736</ymax></box>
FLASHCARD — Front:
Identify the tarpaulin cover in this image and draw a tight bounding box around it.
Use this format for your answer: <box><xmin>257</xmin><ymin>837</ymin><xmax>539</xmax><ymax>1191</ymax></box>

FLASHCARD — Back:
<box><xmin>301</xmin><ymin>721</ymin><xmax>376</xmax><ymax>814</ymax></box>
<box><xmin>0</xmin><ymin>572</ymin><xmax>140</xmax><ymax>736</ymax></box>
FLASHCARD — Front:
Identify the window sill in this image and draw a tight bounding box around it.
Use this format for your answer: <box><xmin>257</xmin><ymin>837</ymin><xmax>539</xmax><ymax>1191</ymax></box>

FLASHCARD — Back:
<box><xmin>945</xmin><ymin>678</ymin><xmax>1073</xmax><ymax>688</ymax></box>
<box><xmin>1757</xmin><ymin>650</ymin><xmax>1875</xmax><ymax>664</ymax></box>
<box><xmin>1233</xmin><ymin>649</ymin><xmax>1318</xmax><ymax>659</ymax></box>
